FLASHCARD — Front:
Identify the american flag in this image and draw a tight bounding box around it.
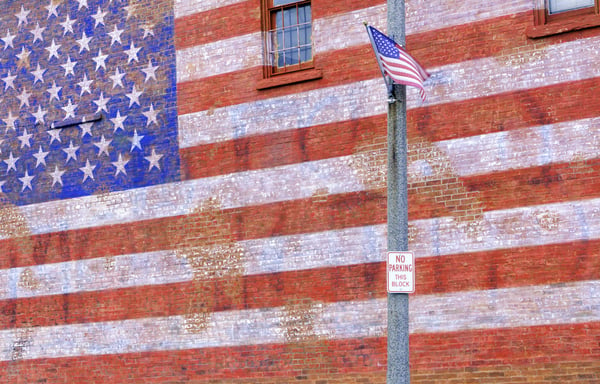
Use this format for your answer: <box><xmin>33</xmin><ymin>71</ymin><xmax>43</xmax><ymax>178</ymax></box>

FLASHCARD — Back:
<box><xmin>367</xmin><ymin>25</ymin><xmax>429</xmax><ymax>101</ymax></box>
<box><xmin>0</xmin><ymin>0</ymin><xmax>180</xmax><ymax>206</ymax></box>
<box><xmin>0</xmin><ymin>0</ymin><xmax>598</xmax><ymax>382</ymax></box>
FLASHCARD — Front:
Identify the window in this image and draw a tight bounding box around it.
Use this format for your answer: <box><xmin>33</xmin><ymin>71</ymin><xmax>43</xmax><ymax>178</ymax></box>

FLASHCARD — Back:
<box><xmin>257</xmin><ymin>0</ymin><xmax>321</xmax><ymax>89</ymax></box>
<box><xmin>528</xmin><ymin>0</ymin><xmax>600</xmax><ymax>37</ymax></box>
<box><xmin>265</xmin><ymin>0</ymin><xmax>312</xmax><ymax>74</ymax></box>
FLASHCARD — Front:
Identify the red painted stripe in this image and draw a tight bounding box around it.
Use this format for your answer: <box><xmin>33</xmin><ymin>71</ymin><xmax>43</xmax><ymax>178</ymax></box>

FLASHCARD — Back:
<box><xmin>0</xmin><ymin>338</ymin><xmax>387</xmax><ymax>383</ymax></box>
<box><xmin>0</xmin><ymin>190</ymin><xmax>386</xmax><ymax>269</ymax></box>
<box><xmin>1</xmin><ymin>323</ymin><xmax>597</xmax><ymax>382</ymax></box>
<box><xmin>174</xmin><ymin>0</ymin><xmax>385</xmax><ymax>50</ymax></box>
<box><xmin>180</xmin><ymin>115</ymin><xmax>386</xmax><ymax>179</ymax></box>
<box><xmin>2</xmin><ymin>238</ymin><xmax>597</xmax><ymax>330</ymax></box>
<box><xmin>411</xmin><ymin>322</ymin><xmax>600</xmax><ymax>370</ymax></box>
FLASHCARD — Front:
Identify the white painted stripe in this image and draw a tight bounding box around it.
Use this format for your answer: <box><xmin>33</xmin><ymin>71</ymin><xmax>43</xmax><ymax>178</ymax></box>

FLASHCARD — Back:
<box><xmin>410</xmin><ymin>197</ymin><xmax>600</xmax><ymax>258</ymax></box>
<box><xmin>14</xmin><ymin>155</ymin><xmax>369</xmax><ymax>235</ymax></box>
<box><xmin>1</xmin><ymin>280</ymin><xmax>597</xmax><ymax>361</ymax></box>
<box><xmin>178</xmin><ymin>79</ymin><xmax>388</xmax><ymax>147</ymax></box>
<box><xmin>0</xmin><ymin>225</ymin><xmax>387</xmax><ymax>299</ymax></box>
<box><xmin>174</xmin><ymin>0</ymin><xmax>247</xmax><ymax>18</ymax></box>
<box><xmin>178</xmin><ymin>34</ymin><xmax>600</xmax><ymax>147</ymax></box>
<box><xmin>433</xmin><ymin>116</ymin><xmax>600</xmax><ymax>177</ymax></box>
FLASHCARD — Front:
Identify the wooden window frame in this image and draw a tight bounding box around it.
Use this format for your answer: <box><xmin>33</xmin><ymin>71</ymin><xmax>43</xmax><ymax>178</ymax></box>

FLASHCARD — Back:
<box><xmin>257</xmin><ymin>0</ymin><xmax>322</xmax><ymax>90</ymax></box>
<box><xmin>528</xmin><ymin>0</ymin><xmax>600</xmax><ymax>38</ymax></box>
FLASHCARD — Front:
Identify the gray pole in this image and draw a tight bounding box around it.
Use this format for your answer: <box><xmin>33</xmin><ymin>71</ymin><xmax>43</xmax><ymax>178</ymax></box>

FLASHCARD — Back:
<box><xmin>386</xmin><ymin>0</ymin><xmax>410</xmax><ymax>383</ymax></box>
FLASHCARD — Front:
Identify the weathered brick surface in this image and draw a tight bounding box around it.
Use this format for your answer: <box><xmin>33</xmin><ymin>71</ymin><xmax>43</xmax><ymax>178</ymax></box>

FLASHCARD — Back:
<box><xmin>1</xmin><ymin>0</ymin><xmax>599</xmax><ymax>382</ymax></box>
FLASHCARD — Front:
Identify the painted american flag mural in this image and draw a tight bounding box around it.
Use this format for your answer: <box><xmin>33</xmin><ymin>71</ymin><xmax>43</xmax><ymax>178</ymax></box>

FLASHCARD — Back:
<box><xmin>0</xmin><ymin>0</ymin><xmax>598</xmax><ymax>383</ymax></box>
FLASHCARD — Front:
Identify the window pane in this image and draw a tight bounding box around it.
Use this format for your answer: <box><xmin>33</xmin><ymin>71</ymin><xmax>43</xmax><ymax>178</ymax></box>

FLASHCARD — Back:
<box><xmin>273</xmin><ymin>0</ymin><xmax>298</xmax><ymax>5</ymax></box>
<box><xmin>283</xmin><ymin>7</ymin><xmax>295</xmax><ymax>27</ymax></box>
<box><xmin>298</xmin><ymin>4</ymin><xmax>311</xmax><ymax>23</ymax></box>
<box><xmin>268</xmin><ymin>2</ymin><xmax>312</xmax><ymax>69</ymax></box>
<box><xmin>548</xmin><ymin>0</ymin><xmax>594</xmax><ymax>13</ymax></box>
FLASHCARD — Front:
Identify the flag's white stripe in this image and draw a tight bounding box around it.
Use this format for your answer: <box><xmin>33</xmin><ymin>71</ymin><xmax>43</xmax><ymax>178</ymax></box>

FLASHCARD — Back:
<box><xmin>0</xmin><ymin>225</ymin><xmax>387</xmax><ymax>300</ymax></box>
<box><xmin>174</xmin><ymin>0</ymin><xmax>247</xmax><ymax>18</ymax></box>
<box><xmin>179</xmin><ymin>34</ymin><xmax>600</xmax><ymax>147</ymax></box>
<box><xmin>14</xmin><ymin>155</ymin><xmax>369</xmax><ymax>236</ymax></box>
<box><xmin>435</xmin><ymin>116</ymin><xmax>600</xmax><ymax>177</ymax></box>
<box><xmin>0</xmin><ymin>280</ymin><xmax>597</xmax><ymax>361</ymax></box>
<box><xmin>7</xmin><ymin>191</ymin><xmax>600</xmax><ymax>299</ymax></box>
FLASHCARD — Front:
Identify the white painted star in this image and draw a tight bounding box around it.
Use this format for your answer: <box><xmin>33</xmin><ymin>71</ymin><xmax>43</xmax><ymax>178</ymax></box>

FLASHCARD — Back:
<box><xmin>124</xmin><ymin>4</ymin><xmax>137</xmax><ymax>20</ymax></box>
<box><xmin>16</xmin><ymin>6</ymin><xmax>30</xmax><ymax>28</ymax></box>
<box><xmin>79</xmin><ymin>159</ymin><xmax>96</xmax><ymax>182</ymax></box>
<box><xmin>129</xmin><ymin>129</ymin><xmax>144</xmax><ymax>151</ymax></box>
<box><xmin>4</xmin><ymin>152</ymin><xmax>19</xmax><ymax>173</ymax></box>
<box><xmin>110</xmin><ymin>67</ymin><xmax>125</xmax><ymax>88</ymax></box>
<box><xmin>61</xmin><ymin>56</ymin><xmax>77</xmax><ymax>76</ymax></box>
<box><xmin>62</xmin><ymin>99</ymin><xmax>78</xmax><ymax>119</ymax></box>
<box><xmin>62</xmin><ymin>140</ymin><xmax>79</xmax><ymax>163</ymax></box>
<box><xmin>47</xmin><ymin>128</ymin><xmax>62</xmax><ymax>143</ymax></box>
<box><xmin>108</xmin><ymin>25</ymin><xmax>123</xmax><ymax>46</ymax></box>
<box><xmin>92</xmin><ymin>8</ymin><xmax>107</xmax><ymax>27</ymax></box>
<box><xmin>33</xmin><ymin>146</ymin><xmax>49</xmax><ymax>168</ymax></box>
<box><xmin>1</xmin><ymin>30</ymin><xmax>15</xmax><ymax>50</ymax></box>
<box><xmin>94</xmin><ymin>135</ymin><xmax>112</xmax><ymax>156</ymax></box>
<box><xmin>93</xmin><ymin>92</ymin><xmax>110</xmax><ymax>113</ymax></box>
<box><xmin>3</xmin><ymin>111</ymin><xmax>17</xmax><ymax>131</ymax></box>
<box><xmin>93</xmin><ymin>49</ymin><xmax>108</xmax><ymax>71</ymax></box>
<box><xmin>76</xmin><ymin>31</ymin><xmax>92</xmax><ymax>52</ymax></box>
<box><xmin>46</xmin><ymin>0</ymin><xmax>60</xmax><ymax>18</ymax></box>
<box><xmin>46</xmin><ymin>39</ymin><xmax>61</xmax><ymax>60</ymax></box>
<box><xmin>19</xmin><ymin>170</ymin><xmax>34</xmax><ymax>191</ymax></box>
<box><xmin>16</xmin><ymin>46</ymin><xmax>31</xmax><ymax>67</ymax></box>
<box><xmin>76</xmin><ymin>0</ymin><xmax>88</xmax><ymax>11</ymax></box>
<box><xmin>142</xmin><ymin>25</ymin><xmax>155</xmax><ymax>39</ymax></box>
<box><xmin>60</xmin><ymin>15</ymin><xmax>75</xmax><ymax>35</ymax></box>
<box><xmin>125</xmin><ymin>41</ymin><xmax>141</xmax><ymax>63</ymax></box>
<box><xmin>32</xmin><ymin>63</ymin><xmax>46</xmax><ymax>83</ymax></box>
<box><xmin>112</xmin><ymin>153</ymin><xmax>129</xmax><ymax>176</ymax></box>
<box><xmin>77</xmin><ymin>73</ymin><xmax>93</xmax><ymax>96</ymax></box>
<box><xmin>110</xmin><ymin>110</ymin><xmax>127</xmax><ymax>131</ymax></box>
<box><xmin>142</xmin><ymin>104</ymin><xmax>158</xmax><ymax>126</ymax></box>
<box><xmin>47</xmin><ymin>81</ymin><xmax>62</xmax><ymax>101</ymax></box>
<box><xmin>49</xmin><ymin>165</ymin><xmax>65</xmax><ymax>186</ymax></box>
<box><xmin>145</xmin><ymin>148</ymin><xmax>163</xmax><ymax>171</ymax></box>
<box><xmin>17</xmin><ymin>88</ymin><xmax>31</xmax><ymax>108</ymax></box>
<box><xmin>32</xmin><ymin>105</ymin><xmax>47</xmax><ymax>124</ymax></box>
<box><xmin>2</xmin><ymin>71</ymin><xmax>16</xmax><ymax>90</ymax></box>
<box><xmin>142</xmin><ymin>60</ymin><xmax>158</xmax><ymax>82</ymax></box>
<box><xmin>30</xmin><ymin>23</ymin><xmax>46</xmax><ymax>43</ymax></box>
<box><xmin>79</xmin><ymin>122</ymin><xmax>93</xmax><ymax>137</ymax></box>
<box><xmin>17</xmin><ymin>128</ymin><xmax>33</xmax><ymax>148</ymax></box>
<box><xmin>126</xmin><ymin>85</ymin><xmax>143</xmax><ymax>107</ymax></box>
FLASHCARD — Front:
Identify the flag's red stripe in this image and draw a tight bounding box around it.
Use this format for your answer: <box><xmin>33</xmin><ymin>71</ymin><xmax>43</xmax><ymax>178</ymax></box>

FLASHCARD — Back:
<box><xmin>409</xmin><ymin>76</ymin><xmax>600</xmax><ymax>143</ymax></box>
<box><xmin>1</xmin><ymin>238</ymin><xmax>597</xmax><ymax>330</ymax></box>
<box><xmin>0</xmin><ymin>190</ymin><xmax>386</xmax><ymax>269</ymax></box>
<box><xmin>1</xmin><ymin>323</ymin><xmax>597</xmax><ymax>382</ymax></box>
<box><xmin>180</xmin><ymin>115</ymin><xmax>386</xmax><ymax>180</ymax></box>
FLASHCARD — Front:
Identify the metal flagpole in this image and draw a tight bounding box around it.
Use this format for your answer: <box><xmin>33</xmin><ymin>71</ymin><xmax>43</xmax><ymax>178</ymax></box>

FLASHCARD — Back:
<box><xmin>386</xmin><ymin>0</ymin><xmax>410</xmax><ymax>383</ymax></box>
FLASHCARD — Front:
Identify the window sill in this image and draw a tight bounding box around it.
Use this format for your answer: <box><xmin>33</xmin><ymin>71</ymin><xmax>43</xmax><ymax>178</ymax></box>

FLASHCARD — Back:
<box><xmin>256</xmin><ymin>68</ymin><xmax>322</xmax><ymax>90</ymax></box>
<box><xmin>527</xmin><ymin>13</ymin><xmax>600</xmax><ymax>38</ymax></box>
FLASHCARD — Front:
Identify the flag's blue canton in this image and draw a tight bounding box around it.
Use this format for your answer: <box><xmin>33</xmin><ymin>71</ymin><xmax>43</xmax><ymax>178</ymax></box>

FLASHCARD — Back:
<box><xmin>0</xmin><ymin>0</ymin><xmax>180</xmax><ymax>206</ymax></box>
<box><xmin>370</xmin><ymin>27</ymin><xmax>400</xmax><ymax>59</ymax></box>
